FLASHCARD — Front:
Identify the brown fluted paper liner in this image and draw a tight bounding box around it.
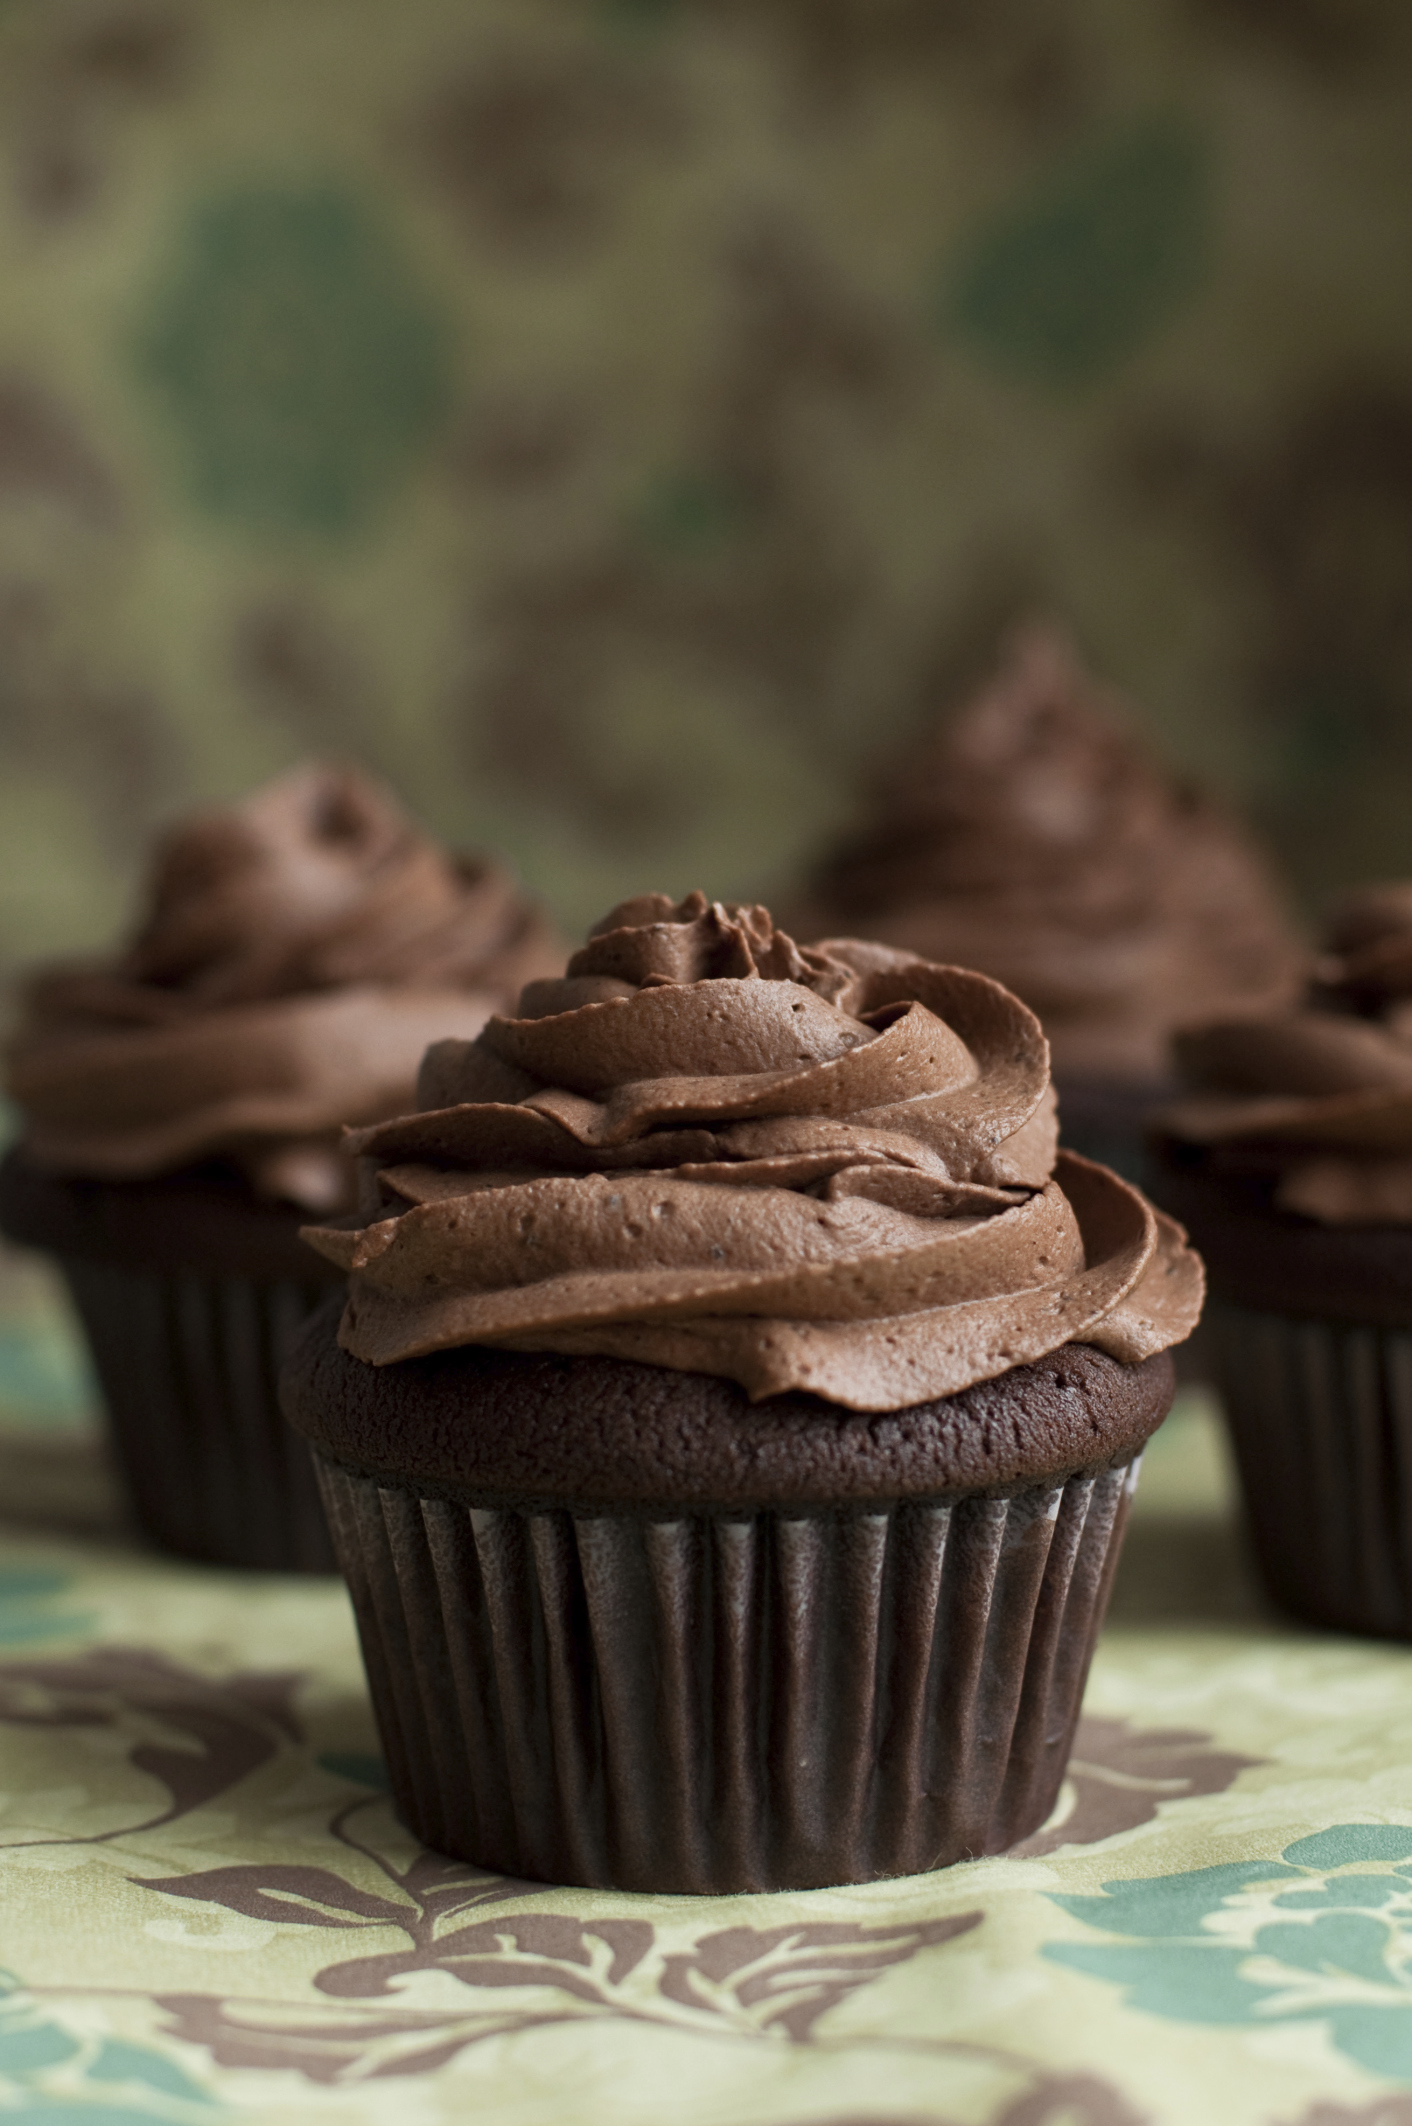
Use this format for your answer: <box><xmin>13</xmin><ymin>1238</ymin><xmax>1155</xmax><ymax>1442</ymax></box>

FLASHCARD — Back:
<box><xmin>61</xmin><ymin>1258</ymin><xmax>337</xmax><ymax>1573</ymax></box>
<box><xmin>314</xmin><ymin>1454</ymin><xmax>1139</xmax><ymax>1893</ymax></box>
<box><xmin>1210</xmin><ymin>1302</ymin><xmax>1412</xmax><ymax>1638</ymax></box>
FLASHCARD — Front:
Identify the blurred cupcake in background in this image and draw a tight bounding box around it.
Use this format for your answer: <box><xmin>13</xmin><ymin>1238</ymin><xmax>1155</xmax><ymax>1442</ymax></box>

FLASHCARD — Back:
<box><xmin>791</xmin><ymin>624</ymin><xmax>1305</xmax><ymax>1179</ymax></box>
<box><xmin>1151</xmin><ymin>883</ymin><xmax>1412</xmax><ymax>1636</ymax></box>
<box><xmin>0</xmin><ymin>762</ymin><xmax>562</xmax><ymax>1571</ymax></box>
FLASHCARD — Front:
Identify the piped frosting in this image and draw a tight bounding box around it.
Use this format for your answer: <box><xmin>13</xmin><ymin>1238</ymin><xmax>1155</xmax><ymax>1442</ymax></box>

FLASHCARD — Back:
<box><xmin>6</xmin><ymin>764</ymin><xmax>562</xmax><ymax>1211</ymax></box>
<box><xmin>304</xmin><ymin>891</ymin><xmax>1203</xmax><ymax>1409</ymax></box>
<box><xmin>797</xmin><ymin>626</ymin><xmax>1304</xmax><ymax>1081</ymax></box>
<box><xmin>1162</xmin><ymin>881</ymin><xmax>1412</xmax><ymax>1224</ymax></box>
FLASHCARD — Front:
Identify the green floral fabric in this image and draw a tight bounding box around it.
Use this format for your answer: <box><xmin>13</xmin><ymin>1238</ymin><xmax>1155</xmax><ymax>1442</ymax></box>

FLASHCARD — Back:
<box><xmin>135</xmin><ymin>185</ymin><xmax>452</xmax><ymax>536</ymax></box>
<box><xmin>2</xmin><ymin>0</ymin><xmax>1412</xmax><ymax>972</ymax></box>
<box><xmin>4</xmin><ymin>1253</ymin><xmax>1412</xmax><ymax>2124</ymax></box>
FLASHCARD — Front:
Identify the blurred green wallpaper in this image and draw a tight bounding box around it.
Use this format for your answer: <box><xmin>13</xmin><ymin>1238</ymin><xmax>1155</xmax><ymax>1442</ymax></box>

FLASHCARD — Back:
<box><xmin>2</xmin><ymin>0</ymin><xmax>1412</xmax><ymax>971</ymax></box>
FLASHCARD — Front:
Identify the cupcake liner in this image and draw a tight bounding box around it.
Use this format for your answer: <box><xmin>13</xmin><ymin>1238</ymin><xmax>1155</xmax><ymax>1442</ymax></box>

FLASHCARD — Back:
<box><xmin>314</xmin><ymin>1452</ymin><xmax>1139</xmax><ymax>1892</ymax></box>
<box><xmin>60</xmin><ymin>1256</ymin><xmax>337</xmax><ymax>1573</ymax></box>
<box><xmin>1209</xmin><ymin>1302</ymin><xmax>1412</xmax><ymax>1637</ymax></box>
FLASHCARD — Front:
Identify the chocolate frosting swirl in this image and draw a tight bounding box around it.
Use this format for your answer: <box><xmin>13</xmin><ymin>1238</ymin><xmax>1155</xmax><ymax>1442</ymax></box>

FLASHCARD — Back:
<box><xmin>1162</xmin><ymin>882</ymin><xmax>1412</xmax><ymax>1224</ymax></box>
<box><xmin>304</xmin><ymin>892</ymin><xmax>1202</xmax><ymax>1410</ymax></box>
<box><xmin>6</xmin><ymin>764</ymin><xmax>562</xmax><ymax>1211</ymax></box>
<box><xmin>796</xmin><ymin>626</ymin><xmax>1304</xmax><ymax>1081</ymax></box>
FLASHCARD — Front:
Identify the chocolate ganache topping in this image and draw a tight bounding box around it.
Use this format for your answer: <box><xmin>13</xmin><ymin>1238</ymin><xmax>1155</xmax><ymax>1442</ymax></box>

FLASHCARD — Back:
<box><xmin>797</xmin><ymin>626</ymin><xmax>1304</xmax><ymax>1082</ymax></box>
<box><xmin>1161</xmin><ymin>883</ymin><xmax>1412</xmax><ymax>1225</ymax></box>
<box><xmin>304</xmin><ymin>892</ymin><xmax>1203</xmax><ymax>1410</ymax></box>
<box><xmin>6</xmin><ymin>764</ymin><xmax>562</xmax><ymax>1212</ymax></box>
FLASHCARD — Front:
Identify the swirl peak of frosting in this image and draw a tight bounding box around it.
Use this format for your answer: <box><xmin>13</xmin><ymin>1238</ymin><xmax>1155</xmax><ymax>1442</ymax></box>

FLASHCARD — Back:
<box><xmin>1161</xmin><ymin>882</ymin><xmax>1412</xmax><ymax>1223</ymax></box>
<box><xmin>5</xmin><ymin>763</ymin><xmax>562</xmax><ymax>1210</ymax></box>
<box><xmin>796</xmin><ymin>625</ymin><xmax>1304</xmax><ymax>1080</ymax></box>
<box><xmin>304</xmin><ymin>891</ymin><xmax>1202</xmax><ymax>1410</ymax></box>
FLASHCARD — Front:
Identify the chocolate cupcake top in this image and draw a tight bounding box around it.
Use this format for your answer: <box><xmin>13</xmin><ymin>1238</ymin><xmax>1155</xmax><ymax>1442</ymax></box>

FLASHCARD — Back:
<box><xmin>5</xmin><ymin>764</ymin><xmax>562</xmax><ymax>1211</ymax></box>
<box><xmin>1161</xmin><ymin>883</ymin><xmax>1412</xmax><ymax>1224</ymax></box>
<box><xmin>796</xmin><ymin>626</ymin><xmax>1303</xmax><ymax>1083</ymax></box>
<box><xmin>304</xmin><ymin>892</ymin><xmax>1202</xmax><ymax>1411</ymax></box>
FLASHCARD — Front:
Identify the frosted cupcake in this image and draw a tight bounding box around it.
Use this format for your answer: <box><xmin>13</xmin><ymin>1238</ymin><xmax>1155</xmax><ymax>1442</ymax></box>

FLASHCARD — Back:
<box><xmin>793</xmin><ymin>625</ymin><xmax>1304</xmax><ymax>1177</ymax></box>
<box><xmin>0</xmin><ymin>763</ymin><xmax>561</xmax><ymax>1570</ymax></box>
<box><xmin>1153</xmin><ymin>882</ymin><xmax>1412</xmax><ymax>1636</ymax></box>
<box><xmin>285</xmin><ymin>891</ymin><xmax>1202</xmax><ymax>1890</ymax></box>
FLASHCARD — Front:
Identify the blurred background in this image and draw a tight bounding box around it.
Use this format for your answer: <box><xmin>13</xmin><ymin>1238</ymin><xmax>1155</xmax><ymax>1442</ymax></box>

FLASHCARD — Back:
<box><xmin>2</xmin><ymin>0</ymin><xmax>1412</xmax><ymax>976</ymax></box>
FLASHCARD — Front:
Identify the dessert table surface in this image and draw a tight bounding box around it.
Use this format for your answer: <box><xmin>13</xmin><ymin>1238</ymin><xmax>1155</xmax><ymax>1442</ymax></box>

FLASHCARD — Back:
<box><xmin>2</xmin><ymin>1245</ymin><xmax>1410</xmax><ymax>2126</ymax></box>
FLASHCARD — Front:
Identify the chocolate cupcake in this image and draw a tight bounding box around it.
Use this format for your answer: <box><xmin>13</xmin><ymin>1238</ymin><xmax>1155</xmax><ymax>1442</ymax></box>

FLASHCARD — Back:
<box><xmin>285</xmin><ymin>891</ymin><xmax>1203</xmax><ymax>1890</ymax></box>
<box><xmin>791</xmin><ymin>625</ymin><xmax>1304</xmax><ymax>1180</ymax></box>
<box><xmin>0</xmin><ymin>763</ymin><xmax>561</xmax><ymax>1571</ymax></box>
<box><xmin>1152</xmin><ymin>883</ymin><xmax>1412</xmax><ymax>1638</ymax></box>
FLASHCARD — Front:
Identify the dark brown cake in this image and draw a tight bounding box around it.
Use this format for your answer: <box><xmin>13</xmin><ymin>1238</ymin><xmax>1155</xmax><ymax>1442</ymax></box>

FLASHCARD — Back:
<box><xmin>286</xmin><ymin>1302</ymin><xmax>1173</xmax><ymax>1892</ymax></box>
<box><xmin>286</xmin><ymin>1309</ymin><xmax>1173</xmax><ymax>1511</ymax></box>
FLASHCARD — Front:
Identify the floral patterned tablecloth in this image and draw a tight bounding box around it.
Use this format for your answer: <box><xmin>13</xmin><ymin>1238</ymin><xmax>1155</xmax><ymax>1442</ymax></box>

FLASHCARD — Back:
<box><xmin>3</xmin><ymin>1250</ymin><xmax>1412</xmax><ymax>2126</ymax></box>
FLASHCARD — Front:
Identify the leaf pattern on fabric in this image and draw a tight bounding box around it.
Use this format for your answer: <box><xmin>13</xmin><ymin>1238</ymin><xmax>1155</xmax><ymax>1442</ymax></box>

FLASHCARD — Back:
<box><xmin>135</xmin><ymin>1864</ymin><xmax>417</xmax><ymax>1933</ymax></box>
<box><xmin>1016</xmin><ymin>1714</ymin><xmax>1261</xmax><ymax>1856</ymax></box>
<box><xmin>0</xmin><ymin>1648</ymin><xmax>304</xmax><ymax>1841</ymax></box>
<box><xmin>0</xmin><ymin>1631</ymin><xmax>1263</xmax><ymax>2096</ymax></box>
<box><xmin>148</xmin><ymin>1880</ymin><xmax>980</xmax><ymax>2079</ymax></box>
<box><xmin>758</xmin><ymin>2070</ymin><xmax>1147</xmax><ymax>2126</ymax></box>
<box><xmin>942</xmin><ymin>116</ymin><xmax>1211</xmax><ymax>388</ymax></box>
<box><xmin>153</xmin><ymin>1991</ymin><xmax>507</xmax><ymax>2085</ymax></box>
<box><xmin>134</xmin><ymin>184</ymin><xmax>452</xmax><ymax>536</ymax></box>
<box><xmin>652</xmin><ymin>1916</ymin><xmax>983</xmax><ymax>2042</ymax></box>
<box><xmin>1045</xmin><ymin>1826</ymin><xmax>1412</xmax><ymax>2082</ymax></box>
<box><xmin>988</xmin><ymin>2075</ymin><xmax>1149</xmax><ymax>2126</ymax></box>
<box><xmin>1280</xmin><ymin>2098</ymin><xmax>1412</xmax><ymax>2126</ymax></box>
<box><xmin>0</xmin><ymin>1965</ymin><xmax>218</xmax><ymax>2118</ymax></box>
